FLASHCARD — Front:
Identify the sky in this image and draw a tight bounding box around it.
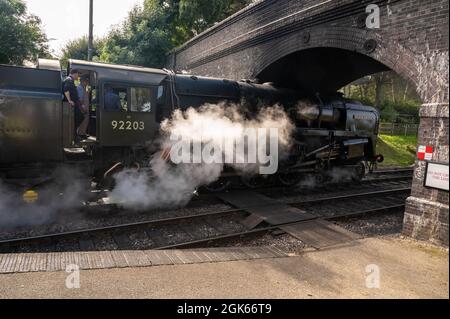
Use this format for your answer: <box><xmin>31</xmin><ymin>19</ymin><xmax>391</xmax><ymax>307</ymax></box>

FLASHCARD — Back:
<box><xmin>23</xmin><ymin>0</ymin><xmax>144</xmax><ymax>56</ymax></box>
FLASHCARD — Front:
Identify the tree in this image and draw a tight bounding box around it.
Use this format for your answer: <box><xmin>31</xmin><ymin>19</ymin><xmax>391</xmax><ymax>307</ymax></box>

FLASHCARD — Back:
<box><xmin>98</xmin><ymin>0</ymin><xmax>253</xmax><ymax>68</ymax></box>
<box><xmin>99</xmin><ymin>4</ymin><xmax>172</xmax><ymax>68</ymax></box>
<box><xmin>178</xmin><ymin>0</ymin><xmax>251</xmax><ymax>39</ymax></box>
<box><xmin>162</xmin><ymin>0</ymin><xmax>252</xmax><ymax>46</ymax></box>
<box><xmin>342</xmin><ymin>71</ymin><xmax>422</xmax><ymax>123</ymax></box>
<box><xmin>60</xmin><ymin>36</ymin><xmax>105</xmax><ymax>68</ymax></box>
<box><xmin>0</xmin><ymin>0</ymin><xmax>49</xmax><ymax>65</ymax></box>
<box><xmin>373</xmin><ymin>73</ymin><xmax>388</xmax><ymax>109</ymax></box>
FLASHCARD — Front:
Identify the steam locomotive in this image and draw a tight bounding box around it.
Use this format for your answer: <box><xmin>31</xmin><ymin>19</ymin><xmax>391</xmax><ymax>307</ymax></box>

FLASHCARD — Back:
<box><xmin>0</xmin><ymin>59</ymin><xmax>382</xmax><ymax>193</ymax></box>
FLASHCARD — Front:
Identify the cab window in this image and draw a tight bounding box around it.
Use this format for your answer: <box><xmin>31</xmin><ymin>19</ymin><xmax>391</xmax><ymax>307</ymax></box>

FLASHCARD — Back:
<box><xmin>103</xmin><ymin>84</ymin><xmax>156</xmax><ymax>113</ymax></box>
<box><xmin>131</xmin><ymin>87</ymin><xmax>152</xmax><ymax>113</ymax></box>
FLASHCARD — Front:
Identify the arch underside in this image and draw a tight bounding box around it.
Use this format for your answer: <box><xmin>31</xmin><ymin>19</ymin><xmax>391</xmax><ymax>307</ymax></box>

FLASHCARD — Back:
<box><xmin>242</xmin><ymin>26</ymin><xmax>425</xmax><ymax>100</ymax></box>
<box><xmin>256</xmin><ymin>47</ymin><xmax>390</xmax><ymax>96</ymax></box>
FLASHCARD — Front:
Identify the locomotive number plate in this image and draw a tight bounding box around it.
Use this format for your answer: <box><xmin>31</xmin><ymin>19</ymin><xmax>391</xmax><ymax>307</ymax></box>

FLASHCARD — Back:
<box><xmin>111</xmin><ymin>120</ymin><xmax>145</xmax><ymax>131</ymax></box>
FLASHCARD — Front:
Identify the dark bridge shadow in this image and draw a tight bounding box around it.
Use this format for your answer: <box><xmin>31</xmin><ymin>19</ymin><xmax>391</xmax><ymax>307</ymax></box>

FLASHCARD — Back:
<box><xmin>257</xmin><ymin>47</ymin><xmax>389</xmax><ymax>96</ymax></box>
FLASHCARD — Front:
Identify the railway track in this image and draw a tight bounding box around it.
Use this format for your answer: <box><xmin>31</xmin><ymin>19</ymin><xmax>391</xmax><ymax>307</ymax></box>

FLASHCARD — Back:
<box><xmin>183</xmin><ymin>168</ymin><xmax>413</xmax><ymax>205</ymax></box>
<box><xmin>371</xmin><ymin>167</ymin><xmax>414</xmax><ymax>174</ymax></box>
<box><xmin>76</xmin><ymin>168</ymin><xmax>412</xmax><ymax>212</ymax></box>
<box><xmin>260</xmin><ymin>173</ymin><xmax>411</xmax><ymax>199</ymax></box>
<box><xmin>0</xmin><ymin>173</ymin><xmax>411</xmax><ymax>252</ymax></box>
<box><xmin>202</xmin><ymin>167</ymin><xmax>413</xmax><ymax>193</ymax></box>
<box><xmin>154</xmin><ymin>196</ymin><xmax>409</xmax><ymax>250</ymax></box>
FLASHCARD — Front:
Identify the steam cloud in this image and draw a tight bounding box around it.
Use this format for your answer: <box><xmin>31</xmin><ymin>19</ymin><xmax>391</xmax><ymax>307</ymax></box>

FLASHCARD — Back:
<box><xmin>0</xmin><ymin>168</ymin><xmax>89</xmax><ymax>229</ymax></box>
<box><xmin>110</xmin><ymin>103</ymin><xmax>295</xmax><ymax>210</ymax></box>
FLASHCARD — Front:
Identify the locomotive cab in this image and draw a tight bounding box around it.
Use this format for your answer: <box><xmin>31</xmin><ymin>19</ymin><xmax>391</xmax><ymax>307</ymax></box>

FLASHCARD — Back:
<box><xmin>67</xmin><ymin>60</ymin><xmax>167</xmax><ymax>148</ymax></box>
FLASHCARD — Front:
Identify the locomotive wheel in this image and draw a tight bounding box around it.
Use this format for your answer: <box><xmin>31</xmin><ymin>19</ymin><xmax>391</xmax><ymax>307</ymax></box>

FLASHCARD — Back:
<box><xmin>241</xmin><ymin>175</ymin><xmax>267</xmax><ymax>189</ymax></box>
<box><xmin>278</xmin><ymin>172</ymin><xmax>302</xmax><ymax>187</ymax></box>
<box><xmin>204</xmin><ymin>179</ymin><xmax>231</xmax><ymax>193</ymax></box>
<box><xmin>352</xmin><ymin>162</ymin><xmax>366</xmax><ymax>182</ymax></box>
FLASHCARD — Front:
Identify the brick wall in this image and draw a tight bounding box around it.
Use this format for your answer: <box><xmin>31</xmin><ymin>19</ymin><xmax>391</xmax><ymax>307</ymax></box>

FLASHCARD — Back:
<box><xmin>171</xmin><ymin>0</ymin><xmax>449</xmax><ymax>75</ymax></box>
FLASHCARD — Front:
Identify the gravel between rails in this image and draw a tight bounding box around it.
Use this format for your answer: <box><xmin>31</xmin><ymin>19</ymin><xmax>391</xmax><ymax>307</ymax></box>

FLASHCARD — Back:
<box><xmin>0</xmin><ymin>203</ymin><xmax>231</xmax><ymax>241</ymax></box>
<box><xmin>336</xmin><ymin>209</ymin><xmax>405</xmax><ymax>237</ymax></box>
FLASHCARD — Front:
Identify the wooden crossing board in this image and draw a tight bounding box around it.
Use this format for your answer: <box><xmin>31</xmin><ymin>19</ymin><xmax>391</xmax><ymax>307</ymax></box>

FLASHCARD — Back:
<box><xmin>280</xmin><ymin>220</ymin><xmax>361</xmax><ymax>249</ymax></box>
<box><xmin>216</xmin><ymin>191</ymin><xmax>315</xmax><ymax>226</ymax></box>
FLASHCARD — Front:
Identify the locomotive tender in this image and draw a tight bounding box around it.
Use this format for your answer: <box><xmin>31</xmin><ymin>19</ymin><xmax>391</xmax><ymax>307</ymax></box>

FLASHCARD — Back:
<box><xmin>0</xmin><ymin>59</ymin><xmax>382</xmax><ymax>190</ymax></box>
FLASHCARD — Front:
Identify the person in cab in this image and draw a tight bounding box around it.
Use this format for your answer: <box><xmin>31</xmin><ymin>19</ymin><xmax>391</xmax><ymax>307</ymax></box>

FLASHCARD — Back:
<box><xmin>63</xmin><ymin>69</ymin><xmax>84</xmax><ymax>140</ymax></box>
<box><xmin>104</xmin><ymin>86</ymin><xmax>122</xmax><ymax>111</ymax></box>
<box><xmin>76</xmin><ymin>74</ymin><xmax>91</xmax><ymax>139</ymax></box>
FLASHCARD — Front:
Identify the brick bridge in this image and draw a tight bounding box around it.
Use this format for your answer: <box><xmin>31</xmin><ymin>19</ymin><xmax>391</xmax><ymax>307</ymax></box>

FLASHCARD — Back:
<box><xmin>168</xmin><ymin>0</ymin><xmax>449</xmax><ymax>246</ymax></box>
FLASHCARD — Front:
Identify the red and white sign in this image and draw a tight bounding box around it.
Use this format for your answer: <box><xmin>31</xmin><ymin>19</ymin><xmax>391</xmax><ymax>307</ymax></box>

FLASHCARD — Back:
<box><xmin>417</xmin><ymin>145</ymin><xmax>433</xmax><ymax>161</ymax></box>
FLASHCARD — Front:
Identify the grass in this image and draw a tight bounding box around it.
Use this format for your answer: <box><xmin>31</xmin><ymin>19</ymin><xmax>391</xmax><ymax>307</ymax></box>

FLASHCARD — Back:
<box><xmin>376</xmin><ymin>134</ymin><xmax>418</xmax><ymax>167</ymax></box>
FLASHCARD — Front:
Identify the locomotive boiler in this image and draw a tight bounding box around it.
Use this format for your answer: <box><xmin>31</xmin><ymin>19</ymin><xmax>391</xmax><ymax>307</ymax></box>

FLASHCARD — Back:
<box><xmin>0</xmin><ymin>59</ymin><xmax>382</xmax><ymax>192</ymax></box>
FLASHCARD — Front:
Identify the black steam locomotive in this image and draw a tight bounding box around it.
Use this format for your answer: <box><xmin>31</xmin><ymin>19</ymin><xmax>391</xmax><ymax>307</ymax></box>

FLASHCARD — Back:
<box><xmin>0</xmin><ymin>59</ymin><xmax>382</xmax><ymax>193</ymax></box>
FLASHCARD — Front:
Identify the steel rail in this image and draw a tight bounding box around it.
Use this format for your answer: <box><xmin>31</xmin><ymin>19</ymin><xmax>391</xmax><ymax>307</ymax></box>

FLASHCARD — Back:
<box><xmin>288</xmin><ymin>187</ymin><xmax>411</xmax><ymax>204</ymax></box>
<box><xmin>156</xmin><ymin>203</ymin><xmax>406</xmax><ymax>250</ymax></box>
<box><xmin>0</xmin><ymin>187</ymin><xmax>410</xmax><ymax>246</ymax></box>
<box><xmin>85</xmin><ymin>170</ymin><xmax>413</xmax><ymax>206</ymax></box>
<box><xmin>194</xmin><ymin>173</ymin><xmax>413</xmax><ymax>199</ymax></box>
<box><xmin>0</xmin><ymin>208</ymin><xmax>242</xmax><ymax>245</ymax></box>
<box><xmin>371</xmin><ymin>168</ymin><xmax>414</xmax><ymax>174</ymax></box>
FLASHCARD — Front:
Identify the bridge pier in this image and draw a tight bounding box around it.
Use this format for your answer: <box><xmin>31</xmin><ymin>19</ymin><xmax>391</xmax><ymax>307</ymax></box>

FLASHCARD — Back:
<box><xmin>403</xmin><ymin>102</ymin><xmax>449</xmax><ymax>246</ymax></box>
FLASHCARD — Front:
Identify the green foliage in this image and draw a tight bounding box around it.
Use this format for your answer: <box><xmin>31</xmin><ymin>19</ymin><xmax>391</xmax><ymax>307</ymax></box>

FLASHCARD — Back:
<box><xmin>377</xmin><ymin>134</ymin><xmax>417</xmax><ymax>167</ymax></box>
<box><xmin>379</xmin><ymin>100</ymin><xmax>420</xmax><ymax>123</ymax></box>
<box><xmin>342</xmin><ymin>71</ymin><xmax>421</xmax><ymax>123</ymax></box>
<box><xmin>0</xmin><ymin>0</ymin><xmax>49</xmax><ymax>65</ymax></box>
<box><xmin>100</xmin><ymin>4</ymin><xmax>172</xmax><ymax>68</ymax></box>
<box><xmin>60</xmin><ymin>36</ymin><xmax>106</xmax><ymax>69</ymax></box>
<box><xmin>177</xmin><ymin>0</ymin><xmax>250</xmax><ymax>44</ymax></box>
<box><xmin>96</xmin><ymin>0</ymin><xmax>252</xmax><ymax>68</ymax></box>
<box><xmin>379</xmin><ymin>102</ymin><xmax>399</xmax><ymax>123</ymax></box>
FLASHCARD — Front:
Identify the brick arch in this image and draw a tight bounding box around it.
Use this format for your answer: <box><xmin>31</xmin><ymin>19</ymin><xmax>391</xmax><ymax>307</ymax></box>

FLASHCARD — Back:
<box><xmin>250</xmin><ymin>26</ymin><xmax>424</xmax><ymax>100</ymax></box>
<box><xmin>247</xmin><ymin>26</ymin><xmax>449</xmax><ymax>246</ymax></box>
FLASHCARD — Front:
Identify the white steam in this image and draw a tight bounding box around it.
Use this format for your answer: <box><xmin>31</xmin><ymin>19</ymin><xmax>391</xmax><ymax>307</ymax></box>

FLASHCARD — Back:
<box><xmin>110</xmin><ymin>103</ymin><xmax>295</xmax><ymax>210</ymax></box>
<box><xmin>0</xmin><ymin>168</ymin><xmax>89</xmax><ymax>229</ymax></box>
